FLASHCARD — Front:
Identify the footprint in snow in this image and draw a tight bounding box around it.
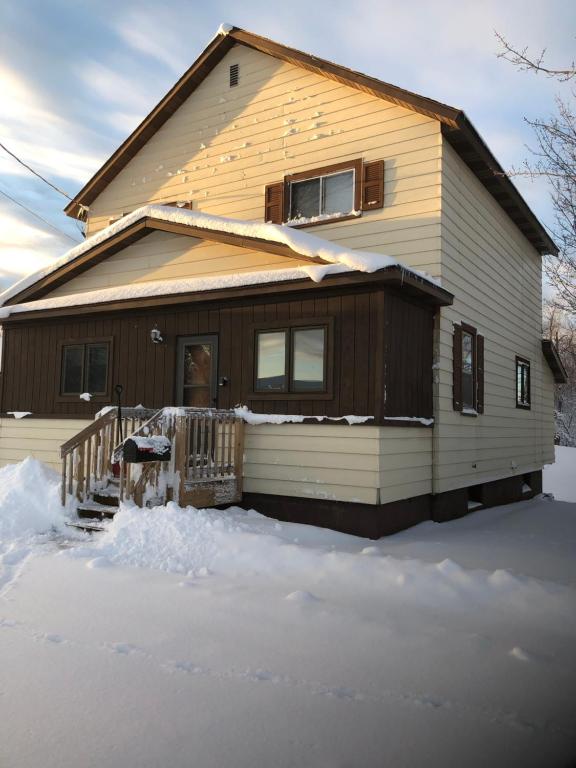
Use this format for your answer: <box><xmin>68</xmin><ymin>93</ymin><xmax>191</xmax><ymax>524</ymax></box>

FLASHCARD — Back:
<box><xmin>285</xmin><ymin>590</ymin><xmax>321</xmax><ymax>604</ymax></box>
<box><xmin>509</xmin><ymin>646</ymin><xmax>534</xmax><ymax>663</ymax></box>
<box><xmin>107</xmin><ymin>642</ymin><xmax>138</xmax><ymax>655</ymax></box>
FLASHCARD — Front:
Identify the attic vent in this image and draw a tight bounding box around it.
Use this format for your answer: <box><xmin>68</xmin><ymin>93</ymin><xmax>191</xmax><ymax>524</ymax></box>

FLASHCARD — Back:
<box><xmin>229</xmin><ymin>63</ymin><xmax>239</xmax><ymax>87</ymax></box>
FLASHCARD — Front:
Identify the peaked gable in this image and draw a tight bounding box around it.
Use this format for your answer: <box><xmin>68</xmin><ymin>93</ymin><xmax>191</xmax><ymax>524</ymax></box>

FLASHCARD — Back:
<box><xmin>65</xmin><ymin>26</ymin><xmax>556</xmax><ymax>255</ymax></box>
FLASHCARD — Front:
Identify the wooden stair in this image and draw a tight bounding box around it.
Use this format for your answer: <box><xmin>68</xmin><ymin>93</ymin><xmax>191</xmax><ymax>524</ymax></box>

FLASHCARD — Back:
<box><xmin>77</xmin><ymin>478</ymin><xmax>120</xmax><ymax>519</ymax></box>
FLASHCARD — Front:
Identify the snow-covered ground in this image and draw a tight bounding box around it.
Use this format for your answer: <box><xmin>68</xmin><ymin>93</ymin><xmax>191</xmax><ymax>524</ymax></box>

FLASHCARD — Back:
<box><xmin>0</xmin><ymin>451</ymin><xmax>575</xmax><ymax>767</ymax></box>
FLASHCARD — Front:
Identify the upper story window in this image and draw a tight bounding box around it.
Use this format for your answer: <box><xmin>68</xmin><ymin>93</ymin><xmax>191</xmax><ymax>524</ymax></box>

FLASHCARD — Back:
<box><xmin>453</xmin><ymin>323</ymin><xmax>484</xmax><ymax>414</ymax></box>
<box><xmin>60</xmin><ymin>340</ymin><xmax>111</xmax><ymax>398</ymax></box>
<box><xmin>264</xmin><ymin>159</ymin><xmax>384</xmax><ymax>227</ymax></box>
<box><xmin>516</xmin><ymin>357</ymin><xmax>531</xmax><ymax>409</ymax></box>
<box><xmin>289</xmin><ymin>169</ymin><xmax>355</xmax><ymax>223</ymax></box>
<box><xmin>253</xmin><ymin>319</ymin><xmax>333</xmax><ymax>398</ymax></box>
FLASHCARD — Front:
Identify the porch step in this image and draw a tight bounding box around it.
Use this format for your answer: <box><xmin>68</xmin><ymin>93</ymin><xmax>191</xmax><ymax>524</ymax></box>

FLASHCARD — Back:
<box><xmin>92</xmin><ymin>488</ymin><xmax>120</xmax><ymax>507</ymax></box>
<box><xmin>77</xmin><ymin>501</ymin><xmax>118</xmax><ymax>520</ymax></box>
<box><xmin>66</xmin><ymin>519</ymin><xmax>108</xmax><ymax>533</ymax></box>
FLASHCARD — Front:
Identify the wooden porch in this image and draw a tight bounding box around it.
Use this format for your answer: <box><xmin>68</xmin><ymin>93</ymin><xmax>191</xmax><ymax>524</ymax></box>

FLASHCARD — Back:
<box><xmin>60</xmin><ymin>407</ymin><xmax>245</xmax><ymax>518</ymax></box>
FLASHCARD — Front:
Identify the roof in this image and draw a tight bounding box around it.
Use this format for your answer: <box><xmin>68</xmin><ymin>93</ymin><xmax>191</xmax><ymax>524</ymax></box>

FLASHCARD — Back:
<box><xmin>64</xmin><ymin>26</ymin><xmax>557</xmax><ymax>256</ymax></box>
<box><xmin>542</xmin><ymin>340</ymin><xmax>568</xmax><ymax>384</ymax></box>
<box><xmin>0</xmin><ymin>206</ymin><xmax>453</xmax><ymax>317</ymax></box>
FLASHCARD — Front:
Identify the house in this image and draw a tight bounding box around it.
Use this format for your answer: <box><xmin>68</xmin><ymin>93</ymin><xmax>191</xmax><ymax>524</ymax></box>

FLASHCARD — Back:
<box><xmin>0</xmin><ymin>25</ymin><xmax>567</xmax><ymax>538</ymax></box>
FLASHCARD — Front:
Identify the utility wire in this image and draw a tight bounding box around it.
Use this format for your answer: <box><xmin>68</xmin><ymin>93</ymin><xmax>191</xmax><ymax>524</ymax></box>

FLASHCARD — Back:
<box><xmin>0</xmin><ymin>140</ymin><xmax>74</xmax><ymax>201</ymax></box>
<box><xmin>0</xmin><ymin>186</ymin><xmax>81</xmax><ymax>244</ymax></box>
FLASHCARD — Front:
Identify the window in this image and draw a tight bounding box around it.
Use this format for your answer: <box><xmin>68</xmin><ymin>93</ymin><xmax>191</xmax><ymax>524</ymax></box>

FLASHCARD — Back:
<box><xmin>289</xmin><ymin>170</ymin><xmax>355</xmax><ymax>222</ymax></box>
<box><xmin>254</xmin><ymin>324</ymin><xmax>328</xmax><ymax>395</ymax></box>
<box><xmin>516</xmin><ymin>357</ymin><xmax>531</xmax><ymax>409</ymax></box>
<box><xmin>453</xmin><ymin>323</ymin><xmax>484</xmax><ymax>414</ymax></box>
<box><xmin>264</xmin><ymin>159</ymin><xmax>384</xmax><ymax>226</ymax></box>
<box><xmin>60</xmin><ymin>341</ymin><xmax>110</xmax><ymax>396</ymax></box>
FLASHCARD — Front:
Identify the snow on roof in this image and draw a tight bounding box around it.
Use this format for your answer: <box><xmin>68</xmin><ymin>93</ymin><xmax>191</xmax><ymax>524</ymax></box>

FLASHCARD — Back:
<box><xmin>217</xmin><ymin>22</ymin><xmax>234</xmax><ymax>35</ymax></box>
<box><xmin>0</xmin><ymin>205</ymin><xmax>440</xmax><ymax>315</ymax></box>
<box><xmin>0</xmin><ymin>264</ymin><xmax>352</xmax><ymax>319</ymax></box>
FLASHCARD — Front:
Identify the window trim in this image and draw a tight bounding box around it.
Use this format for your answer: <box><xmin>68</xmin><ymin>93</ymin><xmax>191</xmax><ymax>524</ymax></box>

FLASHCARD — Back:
<box><xmin>284</xmin><ymin>159</ymin><xmax>363</xmax><ymax>228</ymax></box>
<box><xmin>454</xmin><ymin>322</ymin><xmax>484</xmax><ymax>416</ymax></box>
<box><xmin>57</xmin><ymin>337</ymin><xmax>113</xmax><ymax>402</ymax></box>
<box><xmin>515</xmin><ymin>356</ymin><xmax>531</xmax><ymax>410</ymax></box>
<box><xmin>249</xmin><ymin>317</ymin><xmax>334</xmax><ymax>400</ymax></box>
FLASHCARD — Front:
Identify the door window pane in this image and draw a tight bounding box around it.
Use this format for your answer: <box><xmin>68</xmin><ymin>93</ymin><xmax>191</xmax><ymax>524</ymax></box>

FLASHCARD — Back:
<box><xmin>290</xmin><ymin>178</ymin><xmax>320</xmax><ymax>220</ymax></box>
<box><xmin>462</xmin><ymin>332</ymin><xmax>474</xmax><ymax>409</ymax></box>
<box><xmin>61</xmin><ymin>346</ymin><xmax>84</xmax><ymax>394</ymax></box>
<box><xmin>86</xmin><ymin>344</ymin><xmax>108</xmax><ymax>394</ymax></box>
<box><xmin>256</xmin><ymin>331</ymin><xmax>286</xmax><ymax>391</ymax></box>
<box><xmin>292</xmin><ymin>328</ymin><xmax>325</xmax><ymax>391</ymax></box>
<box><xmin>322</xmin><ymin>171</ymin><xmax>354</xmax><ymax>215</ymax></box>
<box><xmin>184</xmin><ymin>344</ymin><xmax>212</xmax><ymax>386</ymax></box>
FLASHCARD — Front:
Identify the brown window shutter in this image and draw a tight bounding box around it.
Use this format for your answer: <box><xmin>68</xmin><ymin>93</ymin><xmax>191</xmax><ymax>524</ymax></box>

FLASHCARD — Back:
<box><xmin>361</xmin><ymin>160</ymin><xmax>384</xmax><ymax>211</ymax></box>
<box><xmin>264</xmin><ymin>182</ymin><xmax>285</xmax><ymax>224</ymax></box>
<box><xmin>476</xmin><ymin>334</ymin><xmax>485</xmax><ymax>413</ymax></box>
<box><xmin>453</xmin><ymin>324</ymin><xmax>463</xmax><ymax>411</ymax></box>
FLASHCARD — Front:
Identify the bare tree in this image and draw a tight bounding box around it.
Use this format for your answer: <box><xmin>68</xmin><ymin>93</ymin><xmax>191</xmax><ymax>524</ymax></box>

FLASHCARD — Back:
<box><xmin>495</xmin><ymin>32</ymin><xmax>576</xmax><ymax>81</ymax></box>
<box><xmin>544</xmin><ymin>304</ymin><xmax>576</xmax><ymax>445</ymax></box>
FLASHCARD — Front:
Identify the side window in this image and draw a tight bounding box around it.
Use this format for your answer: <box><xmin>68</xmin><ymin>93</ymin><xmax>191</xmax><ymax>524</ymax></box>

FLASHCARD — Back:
<box><xmin>516</xmin><ymin>357</ymin><xmax>531</xmax><ymax>409</ymax></box>
<box><xmin>453</xmin><ymin>324</ymin><xmax>484</xmax><ymax>414</ymax></box>
<box><xmin>60</xmin><ymin>341</ymin><xmax>110</xmax><ymax>397</ymax></box>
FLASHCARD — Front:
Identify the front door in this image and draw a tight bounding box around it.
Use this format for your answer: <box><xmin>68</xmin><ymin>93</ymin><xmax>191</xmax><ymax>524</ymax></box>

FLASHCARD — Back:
<box><xmin>176</xmin><ymin>335</ymin><xmax>218</xmax><ymax>407</ymax></box>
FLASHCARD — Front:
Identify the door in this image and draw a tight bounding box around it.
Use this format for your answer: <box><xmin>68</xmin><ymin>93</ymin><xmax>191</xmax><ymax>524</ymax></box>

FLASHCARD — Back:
<box><xmin>176</xmin><ymin>335</ymin><xmax>218</xmax><ymax>407</ymax></box>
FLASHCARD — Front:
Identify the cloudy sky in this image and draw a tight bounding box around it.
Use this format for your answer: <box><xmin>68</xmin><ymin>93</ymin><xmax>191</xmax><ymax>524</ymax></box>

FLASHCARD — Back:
<box><xmin>0</xmin><ymin>0</ymin><xmax>574</xmax><ymax>291</ymax></box>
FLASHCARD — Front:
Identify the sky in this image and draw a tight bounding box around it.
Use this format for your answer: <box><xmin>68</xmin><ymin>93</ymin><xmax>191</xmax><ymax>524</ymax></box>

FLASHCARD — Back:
<box><xmin>0</xmin><ymin>0</ymin><xmax>574</xmax><ymax>292</ymax></box>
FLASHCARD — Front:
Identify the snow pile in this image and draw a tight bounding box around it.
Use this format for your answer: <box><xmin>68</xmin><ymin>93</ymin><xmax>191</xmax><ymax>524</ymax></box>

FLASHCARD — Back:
<box><xmin>0</xmin><ymin>458</ymin><xmax>67</xmax><ymax>542</ymax></box>
<box><xmin>543</xmin><ymin>446</ymin><xmax>576</xmax><ymax>502</ymax></box>
<box><xmin>67</xmin><ymin>503</ymin><xmax>572</xmax><ymax>621</ymax></box>
<box><xmin>234</xmin><ymin>406</ymin><xmax>373</xmax><ymax>425</ymax></box>
<box><xmin>0</xmin><ymin>205</ymin><xmax>441</xmax><ymax>317</ymax></box>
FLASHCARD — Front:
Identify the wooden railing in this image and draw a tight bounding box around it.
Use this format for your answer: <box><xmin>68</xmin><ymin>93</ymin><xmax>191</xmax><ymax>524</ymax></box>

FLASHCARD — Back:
<box><xmin>61</xmin><ymin>407</ymin><xmax>245</xmax><ymax>510</ymax></box>
<box><xmin>60</xmin><ymin>407</ymin><xmax>156</xmax><ymax>505</ymax></box>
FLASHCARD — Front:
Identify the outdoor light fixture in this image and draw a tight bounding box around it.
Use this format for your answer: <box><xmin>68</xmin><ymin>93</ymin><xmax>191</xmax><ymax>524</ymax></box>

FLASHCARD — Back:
<box><xmin>150</xmin><ymin>326</ymin><xmax>164</xmax><ymax>344</ymax></box>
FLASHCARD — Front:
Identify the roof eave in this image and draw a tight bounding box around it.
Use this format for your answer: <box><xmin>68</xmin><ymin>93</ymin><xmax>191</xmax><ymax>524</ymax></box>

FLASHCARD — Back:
<box><xmin>2</xmin><ymin>266</ymin><xmax>452</xmax><ymax>323</ymax></box>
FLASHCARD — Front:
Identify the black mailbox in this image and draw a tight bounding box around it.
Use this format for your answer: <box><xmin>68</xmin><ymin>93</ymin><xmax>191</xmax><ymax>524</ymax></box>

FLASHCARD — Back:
<box><xmin>121</xmin><ymin>436</ymin><xmax>172</xmax><ymax>463</ymax></box>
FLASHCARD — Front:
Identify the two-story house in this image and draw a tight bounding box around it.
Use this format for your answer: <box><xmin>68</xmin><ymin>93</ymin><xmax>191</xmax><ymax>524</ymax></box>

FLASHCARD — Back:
<box><xmin>0</xmin><ymin>25</ymin><xmax>566</xmax><ymax>537</ymax></box>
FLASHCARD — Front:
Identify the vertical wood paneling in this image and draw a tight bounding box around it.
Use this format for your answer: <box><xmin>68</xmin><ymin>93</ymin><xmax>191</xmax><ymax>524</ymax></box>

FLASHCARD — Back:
<box><xmin>1</xmin><ymin>286</ymin><xmax>435</xmax><ymax>422</ymax></box>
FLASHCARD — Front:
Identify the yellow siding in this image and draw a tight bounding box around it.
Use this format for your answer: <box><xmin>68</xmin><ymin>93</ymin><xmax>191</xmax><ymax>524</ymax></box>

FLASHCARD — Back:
<box><xmin>0</xmin><ymin>418</ymin><xmax>433</xmax><ymax>506</ymax></box>
<box><xmin>83</xmin><ymin>43</ymin><xmax>442</xmax><ymax>286</ymax></box>
<box><xmin>244</xmin><ymin>424</ymin><xmax>432</xmax><ymax>504</ymax></box>
<box><xmin>48</xmin><ymin>232</ymin><xmax>310</xmax><ymax>297</ymax></box>
<box><xmin>0</xmin><ymin>418</ymin><xmax>91</xmax><ymax>472</ymax></box>
<box><xmin>435</xmin><ymin>142</ymin><xmax>554</xmax><ymax>492</ymax></box>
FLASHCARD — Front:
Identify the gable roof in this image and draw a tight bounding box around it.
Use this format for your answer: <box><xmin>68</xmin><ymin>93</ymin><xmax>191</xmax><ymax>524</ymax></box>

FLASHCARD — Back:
<box><xmin>0</xmin><ymin>205</ymin><xmax>451</xmax><ymax>310</ymax></box>
<box><xmin>64</xmin><ymin>26</ymin><xmax>557</xmax><ymax>256</ymax></box>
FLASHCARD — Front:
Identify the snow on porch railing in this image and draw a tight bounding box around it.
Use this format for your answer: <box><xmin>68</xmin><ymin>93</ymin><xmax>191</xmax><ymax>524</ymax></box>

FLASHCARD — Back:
<box><xmin>60</xmin><ymin>407</ymin><xmax>156</xmax><ymax>505</ymax></box>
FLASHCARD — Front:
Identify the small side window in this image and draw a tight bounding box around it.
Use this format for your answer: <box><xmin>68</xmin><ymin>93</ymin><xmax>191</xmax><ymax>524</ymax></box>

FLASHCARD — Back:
<box><xmin>453</xmin><ymin>323</ymin><xmax>484</xmax><ymax>414</ymax></box>
<box><xmin>516</xmin><ymin>357</ymin><xmax>531</xmax><ymax>409</ymax></box>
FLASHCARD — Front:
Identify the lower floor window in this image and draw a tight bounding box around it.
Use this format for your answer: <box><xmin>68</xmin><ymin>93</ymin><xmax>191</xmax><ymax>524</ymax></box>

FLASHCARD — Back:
<box><xmin>61</xmin><ymin>342</ymin><xmax>110</xmax><ymax>395</ymax></box>
<box><xmin>255</xmin><ymin>325</ymin><xmax>327</xmax><ymax>393</ymax></box>
<box><xmin>516</xmin><ymin>357</ymin><xmax>531</xmax><ymax>408</ymax></box>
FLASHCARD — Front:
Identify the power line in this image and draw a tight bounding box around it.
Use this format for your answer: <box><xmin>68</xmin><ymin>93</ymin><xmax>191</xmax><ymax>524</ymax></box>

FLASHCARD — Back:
<box><xmin>0</xmin><ymin>140</ymin><xmax>74</xmax><ymax>201</ymax></box>
<box><xmin>0</xmin><ymin>186</ymin><xmax>81</xmax><ymax>244</ymax></box>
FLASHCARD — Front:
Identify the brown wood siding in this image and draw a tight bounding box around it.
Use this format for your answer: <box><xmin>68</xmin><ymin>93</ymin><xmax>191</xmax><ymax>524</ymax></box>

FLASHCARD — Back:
<box><xmin>382</xmin><ymin>294</ymin><xmax>435</xmax><ymax>419</ymax></box>
<box><xmin>1</xmin><ymin>286</ymin><xmax>434</xmax><ymax>423</ymax></box>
